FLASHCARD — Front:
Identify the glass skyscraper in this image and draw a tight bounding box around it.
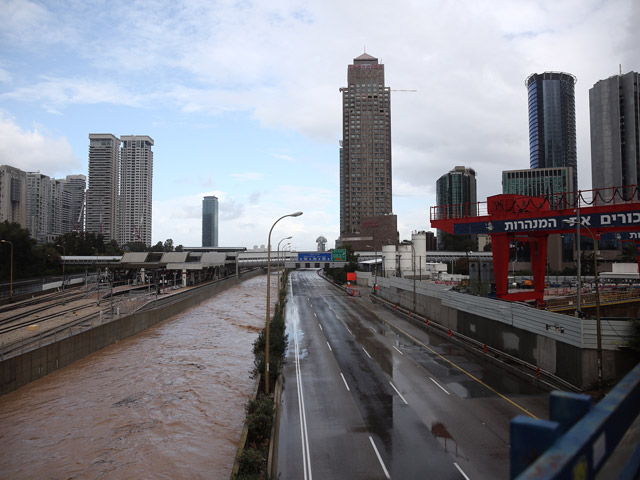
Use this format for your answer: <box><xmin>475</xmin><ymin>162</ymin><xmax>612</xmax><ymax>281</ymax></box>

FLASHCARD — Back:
<box><xmin>202</xmin><ymin>195</ymin><xmax>218</xmax><ymax>247</ymax></box>
<box><xmin>526</xmin><ymin>72</ymin><xmax>577</xmax><ymax>192</ymax></box>
<box><xmin>435</xmin><ymin>166</ymin><xmax>477</xmax><ymax>248</ymax></box>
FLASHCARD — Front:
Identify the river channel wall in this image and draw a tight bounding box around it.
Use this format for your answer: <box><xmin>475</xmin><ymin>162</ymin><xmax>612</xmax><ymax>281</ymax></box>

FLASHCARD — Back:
<box><xmin>1</xmin><ymin>269</ymin><xmax>263</xmax><ymax>396</ymax></box>
<box><xmin>359</xmin><ymin>273</ymin><xmax>638</xmax><ymax>390</ymax></box>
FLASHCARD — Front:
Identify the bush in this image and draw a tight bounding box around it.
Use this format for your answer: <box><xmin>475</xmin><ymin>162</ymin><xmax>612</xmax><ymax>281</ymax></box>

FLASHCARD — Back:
<box><xmin>238</xmin><ymin>447</ymin><xmax>264</xmax><ymax>476</ymax></box>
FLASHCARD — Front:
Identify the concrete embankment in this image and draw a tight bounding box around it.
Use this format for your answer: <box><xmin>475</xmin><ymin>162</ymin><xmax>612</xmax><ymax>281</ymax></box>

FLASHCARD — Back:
<box><xmin>1</xmin><ymin>270</ymin><xmax>263</xmax><ymax>396</ymax></box>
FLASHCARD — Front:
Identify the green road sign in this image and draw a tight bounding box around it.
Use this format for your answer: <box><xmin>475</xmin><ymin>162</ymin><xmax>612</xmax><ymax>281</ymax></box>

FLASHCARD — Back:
<box><xmin>332</xmin><ymin>249</ymin><xmax>346</xmax><ymax>261</ymax></box>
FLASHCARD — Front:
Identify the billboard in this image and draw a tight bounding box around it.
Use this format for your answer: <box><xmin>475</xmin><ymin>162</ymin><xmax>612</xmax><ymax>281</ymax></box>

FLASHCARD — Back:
<box><xmin>297</xmin><ymin>252</ymin><xmax>332</xmax><ymax>262</ymax></box>
<box><xmin>332</xmin><ymin>249</ymin><xmax>347</xmax><ymax>261</ymax></box>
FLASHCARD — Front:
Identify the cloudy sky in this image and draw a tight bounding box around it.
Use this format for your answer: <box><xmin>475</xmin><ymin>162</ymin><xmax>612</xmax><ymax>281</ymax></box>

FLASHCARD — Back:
<box><xmin>1</xmin><ymin>0</ymin><xmax>638</xmax><ymax>250</ymax></box>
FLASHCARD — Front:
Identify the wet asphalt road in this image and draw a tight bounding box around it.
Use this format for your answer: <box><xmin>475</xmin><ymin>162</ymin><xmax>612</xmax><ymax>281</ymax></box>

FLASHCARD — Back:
<box><xmin>277</xmin><ymin>270</ymin><xmax>550</xmax><ymax>479</ymax></box>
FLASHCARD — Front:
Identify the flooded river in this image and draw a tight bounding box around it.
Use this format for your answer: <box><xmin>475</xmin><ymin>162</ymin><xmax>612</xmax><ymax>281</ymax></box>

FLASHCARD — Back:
<box><xmin>0</xmin><ymin>274</ymin><xmax>275</xmax><ymax>479</ymax></box>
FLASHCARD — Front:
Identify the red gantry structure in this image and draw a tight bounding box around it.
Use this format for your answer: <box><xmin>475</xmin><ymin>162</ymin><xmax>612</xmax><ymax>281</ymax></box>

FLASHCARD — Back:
<box><xmin>431</xmin><ymin>185</ymin><xmax>640</xmax><ymax>304</ymax></box>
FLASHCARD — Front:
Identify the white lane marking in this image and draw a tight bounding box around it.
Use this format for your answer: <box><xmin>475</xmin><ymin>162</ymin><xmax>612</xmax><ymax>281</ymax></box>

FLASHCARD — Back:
<box><xmin>340</xmin><ymin>373</ymin><xmax>350</xmax><ymax>391</ymax></box>
<box><xmin>314</xmin><ymin>312</ymin><xmax>317</xmax><ymax>318</ymax></box>
<box><xmin>454</xmin><ymin>462</ymin><xmax>470</xmax><ymax>480</ymax></box>
<box><xmin>369</xmin><ymin>436</ymin><xmax>391</xmax><ymax>479</ymax></box>
<box><xmin>362</xmin><ymin>347</ymin><xmax>372</xmax><ymax>359</ymax></box>
<box><xmin>346</xmin><ymin>326</ymin><xmax>352</xmax><ymax>335</ymax></box>
<box><xmin>389</xmin><ymin>382</ymin><xmax>409</xmax><ymax>405</ymax></box>
<box><xmin>327</xmin><ymin>341</ymin><xmax>332</xmax><ymax>351</ymax></box>
<box><xmin>294</xmin><ymin>311</ymin><xmax>312</xmax><ymax>479</ymax></box>
<box><xmin>318</xmin><ymin>323</ymin><xmax>323</xmax><ymax>331</ymax></box>
<box><xmin>392</xmin><ymin>345</ymin><xmax>403</xmax><ymax>355</ymax></box>
<box><xmin>369</xmin><ymin>326</ymin><xmax>376</xmax><ymax>333</ymax></box>
<box><xmin>430</xmin><ymin>377</ymin><xmax>450</xmax><ymax>395</ymax></box>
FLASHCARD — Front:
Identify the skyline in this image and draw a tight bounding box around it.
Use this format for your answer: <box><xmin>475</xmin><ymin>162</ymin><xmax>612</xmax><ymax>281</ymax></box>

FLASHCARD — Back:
<box><xmin>1</xmin><ymin>0</ymin><xmax>639</xmax><ymax>250</ymax></box>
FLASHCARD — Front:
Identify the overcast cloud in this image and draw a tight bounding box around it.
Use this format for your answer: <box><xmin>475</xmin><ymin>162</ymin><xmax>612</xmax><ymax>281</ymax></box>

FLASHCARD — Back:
<box><xmin>0</xmin><ymin>0</ymin><xmax>638</xmax><ymax>249</ymax></box>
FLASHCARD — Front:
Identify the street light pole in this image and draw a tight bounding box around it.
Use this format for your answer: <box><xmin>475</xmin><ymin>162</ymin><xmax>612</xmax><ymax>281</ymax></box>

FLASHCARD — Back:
<box><xmin>56</xmin><ymin>244</ymin><xmax>66</xmax><ymax>305</ymax></box>
<box><xmin>266</xmin><ymin>212</ymin><xmax>303</xmax><ymax>394</ymax></box>
<box><xmin>277</xmin><ymin>236</ymin><xmax>292</xmax><ymax>289</ymax></box>
<box><xmin>564</xmin><ymin>218</ymin><xmax>601</xmax><ymax>386</ymax></box>
<box><xmin>1</xmin><ymin>240</ymin><xmax>13</xmax><ymax>300</ymax></box>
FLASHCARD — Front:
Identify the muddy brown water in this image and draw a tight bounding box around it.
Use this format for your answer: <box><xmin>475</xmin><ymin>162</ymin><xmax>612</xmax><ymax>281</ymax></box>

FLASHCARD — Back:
<box><xmin>0</xmin><ymin>275</ymin><xmax>276</xmax><ymax>479</ymax></box>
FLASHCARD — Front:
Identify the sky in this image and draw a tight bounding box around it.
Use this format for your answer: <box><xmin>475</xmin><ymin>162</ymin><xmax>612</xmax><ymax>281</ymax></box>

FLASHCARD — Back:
<box><xmin>1</xmin><ymin>0</ymin><xmax>639</xmax><ymax>251</ymax></box>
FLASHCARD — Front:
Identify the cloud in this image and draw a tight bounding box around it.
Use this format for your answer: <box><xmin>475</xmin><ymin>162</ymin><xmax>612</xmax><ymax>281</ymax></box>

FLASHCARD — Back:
<box><xmin>0</xmin><ymin>111</ymin><xmax>79</xmax><ymax>175</ymax></box>
<box><xmin>230</xmin><ymin>172</ymin><xmax>264</xmax><ymax>181</ymax></box>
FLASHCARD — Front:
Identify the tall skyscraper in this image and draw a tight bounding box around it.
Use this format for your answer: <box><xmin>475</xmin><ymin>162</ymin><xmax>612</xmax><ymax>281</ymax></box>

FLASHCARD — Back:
<box><xmin>340</xmin><ymin>52</ymin><xmax>392</xmax><ymax>236</ymax></box>
<box><xmin>526</xmin><ymin>72</ymin><xmax>578</xmax><ymax>191</ymax></box>
<box><xmin>589</xmin><ymin>71</ymin><xmax>640</xmax><ymax>199</ymax></box>
<box><xmin>64</xmin><ymin>174</ymin><xmax>86</xmax><ymax>231</ymax></box>
<box><xmin>0</xmin><ymin>165</ymin><xmax>27</xmax><ymax>227</ymax></box>
<box><xmin>87</xmin><ymin>134</ymin><xmax>120</xmax><ymax>242</ymax></box>
<box><xmin>436</xmin><ymin>166</ymin><xmax>477</xmax><ymax>248</ymax></box>
<box><xmin>202</xmin><ymin>195</ymin><xmax>219</xmax><ymax>247</ymax></box>
<box><xmin>25</xmin><ymin>172</ymin><xmax>52</xmax><ymax>244</ymax></box>
<box><xmin>119</xmin><ymin>135</ymin><xmax>154</xmax><ymax>246</ymax></box>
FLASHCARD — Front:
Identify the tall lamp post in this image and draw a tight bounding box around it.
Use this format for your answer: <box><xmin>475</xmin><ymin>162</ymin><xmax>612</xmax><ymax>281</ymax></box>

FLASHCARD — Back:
<box><xmin>366</xmin><ymin>244</ymin><xmax>378</xmax><ymax>294</ymax></box>
<box><xmin>56</xmin><ymin>244</ymin><xmax>66</xmax><ymax>304</ymax></box>
<box><xmin>266</xmin><ymin>211</ymin><xmax>303</xmax><ymax>394</ymax></box>
<box><xmin>402</xmin><ymin>240</ymin><xmax>416</xmax><ymax>312</ymax></box>
<box><xmin>1</xmin><ymin>240</ymin><xmax>13</xmax><ymax>300</ymax></box>
<box><xmin>277</xmin><ymin>236</ymin><xmax>292</xmax><ymax>288</ymax></box>
<box><xmin>563</xmin><ymin>218</ymin><xmax>601</xmax><ymax>386</ymax></box>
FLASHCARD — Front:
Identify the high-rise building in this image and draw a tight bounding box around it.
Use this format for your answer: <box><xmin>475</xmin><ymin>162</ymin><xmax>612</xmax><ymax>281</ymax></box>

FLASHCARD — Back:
<box><xmin>25</xmin><ymin>172</ymin><xmax>52</xmax><ymax>244</ymax></box>
<box><xmin>589</xmin><ymin>71</ymin><xmax>640</xmax><ymax>199</ymax></box>
<box><xmin>202</xmin><ymin>195</ymin><xmax>219</xmax><ymax>247</ymax></box>
<box><xmin>340</xmin><ymin>52</ymin><xmax>392</xmax><ymax>237</ymax></box>
<box><xmin>502</xmin><ymin>166</ymin><xmax>575</xmax><ymax>205</ymax></box>
<box><xmin>49</xmin><ymin>178</ymin><xmax>67</xmax><ymax>239</ymax></box>
<box><xmin>526</xmin><ymin>72</ymin><xmax>578</xmax><ymax>191</ymax></box>
<box><xmin>119</xmin><ymin>135</ymin><xmax>154</xmax><ymax>246</ymax></box>
<box><xmin>87</xmin><ymin>134</ymin><xmax>120</xmax><ymax>242</ymax></box>
<box><xmin>0</xmin><ymin>165</ymin><xmax>27</xmax><ymax>227</ymax></box>
<box><xmin>64</xmin><ymin>174</ymin><xmax>86</xmax><ymax>232</ymax></box>
<box><xmin>436</xmin><ymin>166</ymin><xmax>477</xmax><ymax>248</ymax></box>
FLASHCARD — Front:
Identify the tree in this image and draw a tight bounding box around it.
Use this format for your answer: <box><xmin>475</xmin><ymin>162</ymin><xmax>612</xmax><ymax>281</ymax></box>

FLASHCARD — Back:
<box><xmin>163</xmin><ymin>238</ymin><xmax>174</xmax><ymax>252</ymax></box>
<box><xmin>151</xmin><ymin>241</ymin><xmax>164</xmax><ymax>252</ymax></box>
<box><xmin>0</xmin><ymin>221</ymin><xmax>37</xmax><ymax>281</ymax></box>
<box><xmin>440</xmin><ymin>232</ymin><xmax>476</xmax><ymax>252</ymax></box>
<box><xmin>175</xmin><ymin>244</ymin><xmax>184</xmax><ymax>252</ymax></box>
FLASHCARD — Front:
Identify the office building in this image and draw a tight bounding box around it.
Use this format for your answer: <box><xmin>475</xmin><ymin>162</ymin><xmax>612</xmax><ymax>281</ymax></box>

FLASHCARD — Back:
<box><xmin>202</xmin><ymin>195</ymin><xmax>219</xmax><ymax>247</ymax></box>
<box><xmin>119</xmin><ymin>135</ymin><xmax>154</xmax><ymax>246</ymax></box>
<box><xmin>0</xmin><ymin>165</ymin><xmax>27</xmax><ymax>227</ymax></box>
<box><xmin>87</xmin><ymin>134</ymin><xmax>120</xmax><ymax>242</ymax></box>
<box><xmin>436</xmin><ymin>166</ymin><xmax>477</xmax><ymax>249</ymax></box>
<box><xmin>590</xmin><ymin>71</ymin><xmax>640</xmax><ymax>200</ymax></box>
<box><xmin>339</xmin><ymin>52</ymin><xmax>392</xmax><ymax>238</ymax></box>
<box><xmin>526</xmin><ymin>72</ymin><xmax>578</xmax><ymax>191</ymax></box>
<box><xmin>502</xmin><ymin>166</ymin><xmax>575</xmax><ymax>207</ymax></box>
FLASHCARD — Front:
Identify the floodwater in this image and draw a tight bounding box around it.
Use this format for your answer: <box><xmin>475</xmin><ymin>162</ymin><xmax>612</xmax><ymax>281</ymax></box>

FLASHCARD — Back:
<box><xmin>0</xmin><ymin>274</ymin><xmax>276</xmax><ymax>480</ymax></box>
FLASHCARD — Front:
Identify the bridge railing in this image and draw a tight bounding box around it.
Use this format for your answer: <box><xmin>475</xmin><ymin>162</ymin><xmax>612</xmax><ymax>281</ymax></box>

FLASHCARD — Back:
<box><xmin>510</xmin><ymin>361</ymin><xmax>640</xmax><ymax>479</ymax></box>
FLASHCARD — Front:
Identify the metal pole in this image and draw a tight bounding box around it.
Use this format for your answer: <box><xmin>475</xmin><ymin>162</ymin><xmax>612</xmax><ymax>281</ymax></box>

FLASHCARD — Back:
<box><xmin>1</xmin><ymin>240</ymin><xmax>13</xmax><ymax>299</ymax></box>
<box><xmin>576</xmin><ymin>204</ymin><xmax>582</xmax><ymax>316</ymax></box>
<box><xmin>266</xmin><ymin>213</ymin><xmax>302</xmax><ymax>395</ymax></box>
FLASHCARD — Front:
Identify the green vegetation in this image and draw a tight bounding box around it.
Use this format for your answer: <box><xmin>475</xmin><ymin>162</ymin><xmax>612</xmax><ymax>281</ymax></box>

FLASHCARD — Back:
<box><xmin>235</xmin><ymin>271</ymin><xmax>290</xmax><ymax>479</ymax></box>
<box><xmin>0</xmin><ymin>221</ymin><xmax>183</xmax><ymax>282</ymax></box>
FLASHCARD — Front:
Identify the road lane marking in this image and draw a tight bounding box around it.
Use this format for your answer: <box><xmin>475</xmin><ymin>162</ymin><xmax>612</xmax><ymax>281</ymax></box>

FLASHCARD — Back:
<box><xmin>369</xmin><ymin>436</ymin><xmax>391</xmax><ymax>479</ymax></box>
<box><xmin>454</xmin><ymin>462</ymin><xmax>470</xmax><ymax>480</ymax></box>
<box><xmin>392</xmin><ymin>345</ymin><xmax>403</xmax><ymax>355</ymax></box>
<box><xmin>369</xmin><ymin>326</ymin><xmax>376</xmax><ymax>333</ymax></box>
<box><xmin>389</xmin><ymin>382</ymin><xmax>409</xmax><ymax>405</ymax></box>
<box><xmin>429</xmin><ymin>377</ymin><xmax>450</xmax><ymax>395</ymax></box>
<box><xmin>362</xmin><ymin>347</ymin><xmax>372</xmax><ymax>359</ymax></box>
<box><xmin>326</xmin><ymin>341</ymin><xmax>332</xmax><ymax>351</ymax></box>
<box><xmin>346</xmin><ymin>326</ymin><xmax>352</xmax><ymax>335</ymax></box>
<box><xmin>314</xmin><ymin>312</ymin><xmax>317</xmax><ymax>317</ymax></box>
<box><xmin>340</xmin><ymin>373</ymin><xmax>350</xmax><ymax>391</ymax></box>
<box><xmin>356</xmin><ymin>302</ymin><xmax>538</xmax><ymax>419</ymax></box>
<box><xmin>294</xmin><ymin>311</ymin><xmax>312</xmax><ymax>479</ymax></box>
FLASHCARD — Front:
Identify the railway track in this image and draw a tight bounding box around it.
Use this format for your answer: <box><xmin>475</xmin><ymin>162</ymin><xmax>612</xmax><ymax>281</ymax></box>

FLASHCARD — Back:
<box><xmin>0</xmin><ymin>303</ymin><xmax>98</xmax><ymax>336</ymax></box>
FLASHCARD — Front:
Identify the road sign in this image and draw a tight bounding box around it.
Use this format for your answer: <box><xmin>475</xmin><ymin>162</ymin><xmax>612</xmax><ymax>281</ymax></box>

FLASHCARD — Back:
<box><xmin>297</xmin><ymin>252</ymin><xmax>332</xmax><ymax>262</ymax></box>
<box><xmin>332</xmin><ymin>249</ymin><xmax>347</xmax><ymax>261</ymax></box>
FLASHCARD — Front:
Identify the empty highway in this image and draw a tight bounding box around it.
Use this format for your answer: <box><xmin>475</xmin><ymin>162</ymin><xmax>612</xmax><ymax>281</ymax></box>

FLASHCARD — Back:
<box><xmin>277</xmin><ymin>270</ymin><xmax>550</xmax><ymax>479</ymax></box>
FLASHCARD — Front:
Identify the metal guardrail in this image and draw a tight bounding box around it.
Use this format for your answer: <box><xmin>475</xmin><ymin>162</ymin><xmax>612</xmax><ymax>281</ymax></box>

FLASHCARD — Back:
<box><xmin>511</xmin><ymin>361</ymin><xmax>640</xmax><ymax>479</ymax></box>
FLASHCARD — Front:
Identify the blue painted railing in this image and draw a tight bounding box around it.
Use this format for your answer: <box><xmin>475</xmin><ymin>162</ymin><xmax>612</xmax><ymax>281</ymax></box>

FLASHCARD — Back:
<box><xmin>511</xmin><ymin>361</ymin><xmax>640</xmax><ymax>479</ymax></box>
